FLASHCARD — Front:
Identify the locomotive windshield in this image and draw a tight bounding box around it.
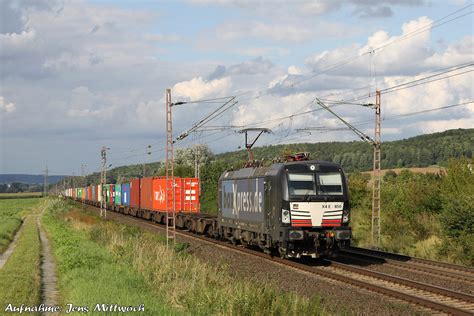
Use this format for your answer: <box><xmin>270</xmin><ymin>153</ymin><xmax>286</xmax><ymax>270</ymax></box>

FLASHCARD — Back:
<box><xmin>287</xmin><ymin>173</ymin><xmax>316</xmax><ymax>195</ymax></box>
<box><xmin>316</xmin><ymin>172</ymin><xmax>343</xmax><ymax>195</ymax></box>
<box><xmin>287</xmin><ymin>172</ymin><xmax>344</xmax><ymax>198</ymax></box>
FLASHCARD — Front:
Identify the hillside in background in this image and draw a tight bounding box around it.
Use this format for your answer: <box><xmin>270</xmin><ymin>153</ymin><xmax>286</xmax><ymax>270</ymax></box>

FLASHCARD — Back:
<box><xmin>214</xmin><ymin>128</ymin><xmax>473</xmax><ymax>172</ymax></box>
<box><xmin>55</xmin><ymin>128</ymin><xmax>473</xmax><ymax>191</ymax></box>
<box><xmin>0</xmin><ymin>174</ymin><xmax>66</xmax><ymax>185</ymax></box>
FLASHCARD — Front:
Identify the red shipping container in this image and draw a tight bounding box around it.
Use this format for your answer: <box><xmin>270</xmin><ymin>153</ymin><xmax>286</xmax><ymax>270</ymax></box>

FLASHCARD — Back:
<box><xmin>87</xmin><ymin>186</ymin><xmax>92</xmax><ymax>201</ymax></box>
<box><xmin>109</xmin><ymin>184</ymin><xmax>115</xmax><ymax>205</ymax></box>
<box><xmin>140</xmin><ymin>177</ymin><xmax>154</xmax><ymax>211</ymax></box>
<box><xmin>152</xmin><ymin>177</ymin><xmax>181</xmax><ymax>211</ymax></box>
<box><xmin>130</xmin><ymin>178</ymin><xmax>141</xmax><ymax>209</ymax></box>
<box><xmin>152</xmin><ymin>177</ymin><xmax>200</xmax><ymax>212</ymax></box>
<box><xmin>182</xmin><ymin>178</ymin><xmax>200</xmax><ymax>212</ymax></box>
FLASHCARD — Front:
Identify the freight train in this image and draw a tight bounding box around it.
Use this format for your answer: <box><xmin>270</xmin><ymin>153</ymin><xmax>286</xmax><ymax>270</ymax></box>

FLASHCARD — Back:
<box><xmin>65</xmin><ymin>160</ymin><xmax>351</xmax><ymax>258</ymax></box>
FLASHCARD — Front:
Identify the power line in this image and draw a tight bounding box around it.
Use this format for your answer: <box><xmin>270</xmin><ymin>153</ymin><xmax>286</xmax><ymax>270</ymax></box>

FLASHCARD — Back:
<box><xmin>381</xmin><ymin>69</ymin><xmax>473</xmax><ymax>94</ymax></box>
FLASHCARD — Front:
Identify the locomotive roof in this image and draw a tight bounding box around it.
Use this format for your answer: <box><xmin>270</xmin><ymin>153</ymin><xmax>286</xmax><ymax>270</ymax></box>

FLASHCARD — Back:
<box><xmin>220</xmin><ymin>160</ymin><xmax>343</xmax><ymax>180</ymax></box>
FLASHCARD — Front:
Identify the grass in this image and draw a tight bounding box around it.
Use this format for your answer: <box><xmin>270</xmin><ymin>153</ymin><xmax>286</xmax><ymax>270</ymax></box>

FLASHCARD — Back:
<box><xmin>42</xmin><ymin>199</ymin><xmax>172</xmax><ymax>315</ymax></box>
<box><xmin>44</xmin><ymin>199</ymin><xmax>327</xmax><ymax>315</ymax></box>
<box><xmin>0</xmin><ymin>198</ymin><xmax>41</xmax><ymax>253</ymax></box>
<box><xmin>0</xmin><ymin>215</ymin><xmax>41</xmax><ymax>309</ymax></box>
<box><xmin>0</xmin><ymin>192</ymin><xmax>43</xmax><ymax>199</ymax></box>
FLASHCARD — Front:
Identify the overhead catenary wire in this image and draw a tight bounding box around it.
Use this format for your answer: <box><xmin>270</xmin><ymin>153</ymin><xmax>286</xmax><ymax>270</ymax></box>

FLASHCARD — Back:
<box><xmin>174</xmin><ymin>96</ymin><xmax>238</xmax><ymax>141</ymax></box>
<box><xmin>294</xmin><ymin>100</ymin><xmax>473</xmax><ymax>136</ymax></box>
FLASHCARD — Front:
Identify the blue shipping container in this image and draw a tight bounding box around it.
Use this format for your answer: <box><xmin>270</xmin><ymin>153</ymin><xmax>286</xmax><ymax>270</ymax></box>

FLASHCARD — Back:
<box><xmin>122</xmin><ymin>183</ymin><xmax>130</xmax><ymax>206</ymax></box>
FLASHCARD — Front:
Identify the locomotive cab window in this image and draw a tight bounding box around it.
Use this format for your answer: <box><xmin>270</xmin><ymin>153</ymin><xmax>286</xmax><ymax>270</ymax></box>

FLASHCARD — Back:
<box><xmin>287</xmin><ymin>173</ymin><xmax>317</xmax><ymax>196</ymax></box>
<box><xmin>316</xmin><ymin>173</ymin><xmax>343</xmax><ymax>195</ymax></box>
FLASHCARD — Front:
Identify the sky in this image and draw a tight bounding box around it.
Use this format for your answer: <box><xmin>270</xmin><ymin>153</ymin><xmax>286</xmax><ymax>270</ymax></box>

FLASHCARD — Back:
<box><xmin>0</xmin><ymin>0</ymin><xmax>473</xmax><ymax>175</ymax></box>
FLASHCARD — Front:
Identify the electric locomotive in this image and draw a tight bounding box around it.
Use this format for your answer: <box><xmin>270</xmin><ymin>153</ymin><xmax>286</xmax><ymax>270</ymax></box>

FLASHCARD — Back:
<box><xmin>218</xmin><ymin>155</ymin><xmax>351</xmax><ymax>258</ymax></box>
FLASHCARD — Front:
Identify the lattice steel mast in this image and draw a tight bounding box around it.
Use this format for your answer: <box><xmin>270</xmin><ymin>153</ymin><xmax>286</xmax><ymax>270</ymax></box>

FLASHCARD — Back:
<box><xmin>371</xmin><ymin>91</ymin><xmax>381</xmax><ymax>247</ymax></box>
<box><xmin>100</xmin><ymin>146</ymin><xmax>108</xmax><ymax>218</ymax></box>
<box><xmin>43</xmin><ymin>165</ymin><xmax>48</xmax><ymax>197</ymax></box>
<box><xmin>165</xmin><ymin>88</ymin><xmax>176</xmax><ymax>247</ymax></box>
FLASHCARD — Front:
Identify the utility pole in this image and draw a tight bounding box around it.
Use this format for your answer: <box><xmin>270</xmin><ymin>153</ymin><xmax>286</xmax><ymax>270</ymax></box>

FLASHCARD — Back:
<box><xmin>81</xmin><ymin>164</ymin><xmax>86</xmax><ymax>209</ymax></box>
<box><xmin>194</xmin><ymin>146</ymin><xmax>198</xmax><ymax>178</ymax></box>
<box><xmin>43</xmin><ymin>165</ymin><xmax>48</xmax><ymax>197</ymax></box>
<box><xmin>371</xmin><ymin>90</ymin><xmax>382</xmax><ymax>248</ymax></box>
<box><xmin>165</xmin><ymin>88</ymin><xmax>176</xmax><ymax>247</ymax></box>
<box><xmin>100</xmin><ymin>147</ymin><xmax>109</xmax><ymax>218</ymax></box>
<box><xmin>142</xmin><ymin>146</ymin><xmax>152</xmax><ymax>177</ymax></box>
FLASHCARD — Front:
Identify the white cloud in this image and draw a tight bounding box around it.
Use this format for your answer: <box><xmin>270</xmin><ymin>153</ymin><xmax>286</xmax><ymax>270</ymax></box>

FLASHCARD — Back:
<box><xmin>304</xmin><ymin>16</ymin><xmax>436</xmax><ymax>76</ymax></box>
<box><xmin>172</xmin><ymin>77</ymin><xmax>232</xmax><ymax>100</ymax></box>
<box><xmin>288</xmin><ymin>65</ymin><xmax>303</xmax><ymax>75</ymax></box>
<box><xmin>419</xmin><ymin>118</ymin><xmax>474</xmax><ymax>134</ymax></box>
<box><xmin>214</xmin><ymin>20</ymin><xmax>352</xmax><ymax>43</ymax></box>
<box><xmin>0</xmin><ymin>96</ymin><xmax>16</xmax><ymax>113</ymax></box>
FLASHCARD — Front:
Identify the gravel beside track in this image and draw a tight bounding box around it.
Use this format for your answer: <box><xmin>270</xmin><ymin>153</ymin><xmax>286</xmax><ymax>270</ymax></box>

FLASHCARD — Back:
<box><xmin>333</xmin><ymin>253</ymin><xmax>474</xmax><ymax>295</ymax></box>
<box><xmin>344</xmin><ymin>247</ymin><xmax>474</xmax><ymax>276</ymax></box>
<box><xmin>320</xmin><ymin>259</ymin><xmax>474</xmax><ymax>315</ymax></box>
<box><xmin>81</xmin><ymin>204</ymin><xmax>428</xmax><ymax>315</ymax></box>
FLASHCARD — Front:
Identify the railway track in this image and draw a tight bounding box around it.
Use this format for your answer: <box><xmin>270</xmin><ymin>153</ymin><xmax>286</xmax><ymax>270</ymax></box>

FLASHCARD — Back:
<box><xmin>76</xmin><ymin>201</ymin><xmax>474</xmax><ymax>315</ymax></box>
<box><xmin>342</xmin><ymin>247</ymin><xmax>474</xmax><ymax>282</ymax></box>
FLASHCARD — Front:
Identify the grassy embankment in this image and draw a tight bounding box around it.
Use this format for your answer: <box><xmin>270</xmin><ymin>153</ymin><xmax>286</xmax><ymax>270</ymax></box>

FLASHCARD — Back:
<box><xmin>43</xmin><ymin>199</ymin><xmax>326</xmax><ymax>315</ymax></box>
<box><xmin>0</xmin><ymin>198</ymin><xmax>41</xmax><ymax>253</ymax></box>
<box><xmin>0</xmin><ymin>199</ymin><xmax>42</xmax><ymax>310</ymax></box>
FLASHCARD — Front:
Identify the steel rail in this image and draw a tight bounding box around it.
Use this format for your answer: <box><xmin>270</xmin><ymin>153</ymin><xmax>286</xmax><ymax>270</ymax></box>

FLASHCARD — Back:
<box><xmin>340</xmin><ymin>249</ymin><xmax>474</xmax><ymax>283</ymax></box>
<box><xmin>344</xmin><ymin>247</ymin><xmax>474</xmax><ymax>274</ymax></box>
<box><xmin>323</xmin><ymin>259</ymin><xmax>474</xmax><ymax>304</ymax></box>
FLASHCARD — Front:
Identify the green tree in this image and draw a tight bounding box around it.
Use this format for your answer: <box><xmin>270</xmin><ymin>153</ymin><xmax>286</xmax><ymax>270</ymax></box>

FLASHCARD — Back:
<box><xmin>439</xmin><ymin>158</ymin><xmax>474</xmax><ymax>265</ymax></box>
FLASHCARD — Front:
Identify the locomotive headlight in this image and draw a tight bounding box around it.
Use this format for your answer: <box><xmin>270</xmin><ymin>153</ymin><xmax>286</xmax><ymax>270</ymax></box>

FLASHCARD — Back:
<box><xmin>282</xmin><ymin>209</ymin><xmax>290</xmax><ymax>224</ymax></box>
<box><xmin>342</xmin><ymin>209</ymin><xmax>350</xmax><ymax>223</ymax></box>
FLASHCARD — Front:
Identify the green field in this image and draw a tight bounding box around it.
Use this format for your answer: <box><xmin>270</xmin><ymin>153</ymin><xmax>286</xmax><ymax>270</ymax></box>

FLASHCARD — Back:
<box><xmin>0</xmin><ymin>192</ymin><xmax>43</xmax><ymax>199</ymax></box>
<box><xmin>0</xmin><ymin>201</ymin><xmax>42</xmax><ymax>310</ymax></box>
<box><xmin>0</xmin><ymin>198</ymin><xmax>41</xmax><ymax>253</ymax></box>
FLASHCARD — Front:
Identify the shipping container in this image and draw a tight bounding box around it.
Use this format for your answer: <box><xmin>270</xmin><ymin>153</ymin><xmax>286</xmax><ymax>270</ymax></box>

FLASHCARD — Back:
<box><xmin>140</xmin><ymin>177</ymin><xmax>154</xmax><ymax>211</ymax></box>
<box><xmin>152</xmin><ymin>177</ymin><xmax>182</xmax><ymax>211</ymax></box>
<box><xmin>110</xmin><ymin>184</ymin><xmax>115</xmax><ymax>205</ymax></box>
<box><xmin>97</xmin><ymin>184</ymin><xmax>102</xmax><ymax>202</ymax></box>
<box><xmin>114</xmin><ymin>184</ymin><xmax>122</xmax><ymax>205</ymax></box>
<box><xmin>130</xmin><ymin>178</ymin><xmax>140</xmax><ymax>209</ymax></box>
<box><xmin>122</xmin><ymin>183</ymin><xmax>130</xmax><ymax>206</ymax></box>
<box><xmin>152</xmin><ymin>177</ymin><xmax>200</xmax><ymax>212</ymax></box>
<box><xmin>181</xmin><ymin>178</ymin><xmax>200</xmax><ymax>212</ymax></box>
<box><xmin>87</xmin><ymin>186</ymin><xmax>92</xmax><ymax>201</ymax></box>
<box><xmin>105</xmin><ymin>185</ymin><xmax>111</xmax><ymax>203</ymax></box>
<box><xmin>91</xmin><ymin>186</ymin><xmax>96</xmax><ymax>202</ymax></box>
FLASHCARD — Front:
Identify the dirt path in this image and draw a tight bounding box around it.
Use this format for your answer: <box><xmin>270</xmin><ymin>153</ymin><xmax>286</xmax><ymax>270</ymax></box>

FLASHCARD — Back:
<box><xmin>37</xmin><ymin>214</ymin><xmax>59</xmax><ymax>311</ymax></box>
<box><xmin>0</xmin><ymin>221</ymin><xmax>25</xmax><ymax>269</ymax></box>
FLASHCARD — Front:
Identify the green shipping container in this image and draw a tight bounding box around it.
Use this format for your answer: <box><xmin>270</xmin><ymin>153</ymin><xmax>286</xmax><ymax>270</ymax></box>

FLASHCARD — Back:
<box><xmin>105</xmin><ymin>185</ymin><xmax>111</xmax><ymax>203</ymax></box>
<box><xmin>115</xmin><ymin>184</ymin><xmax>122</xmax><ymax>205</ymax></box>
